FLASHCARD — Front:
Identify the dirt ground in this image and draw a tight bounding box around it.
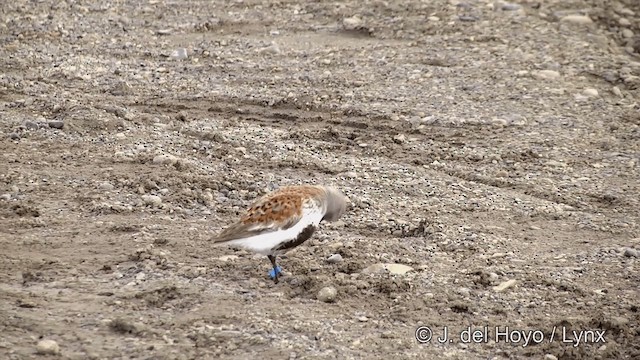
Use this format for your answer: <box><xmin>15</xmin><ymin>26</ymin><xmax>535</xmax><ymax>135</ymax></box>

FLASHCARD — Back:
<box><xmin>1</xmin><ymin>0</ymin><xmax>639</xmax><ymax>359</ymax></box>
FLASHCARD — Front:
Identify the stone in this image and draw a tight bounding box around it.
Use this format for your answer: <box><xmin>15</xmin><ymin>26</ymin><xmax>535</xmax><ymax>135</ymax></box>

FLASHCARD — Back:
<box><xmin>326</xmin><ymin>254</ymin><xmax>343</xmax><ymax>263</ymax></box>
<box><xmin>99</xmin><ymin>182</ymin><xmax>115</xmax><ymax>191</ymax></box>
<box><xmin>533</xmin><ymin>70</ymin><xmax>560</xmax><ymax>80</ymax></box>
<box><xmin>361</xmin><ymin>263</ymin><xmax>414</xmax><ymax>275</ymax></box>
<box><xmin>343</xmin><ymin>16</ymin><xmax>362</xmax><ymax>29</ymax></box>
<box><xmin>317</xmin><ymin>286</ymin><xmax>337</xmax><ymax>303</ymax></box>
<box><xmin>544</xmin><ymin>355</ymin><xmax>558</xmax><ymax>360</ymax></box>
<box><xmin>25</xmin><ymin>120</ymin><xmax>40</xmax><ymax>130</ymax></box>
<box><xmin>583</xmin><ymin>88</ymin><xmax>599</xmax><ymax>97</ymax></box>
<box><xmin>141</xmin><ymin>194</ymin><xmax>162</xmax><ymax>207</ymax></box>
<box><xmin>152</xmin><ymin>154</ymin><xmax>178</xmax><ymax>165</ymax></box>
<box><xmin>48</xmin><ymin>120</ymin><xmax>64</xmax><ymax>129</ymax></box>
<box><xmin>623</xmin><ymin>248</ymin><xmax>638</xmax><ymax>258</ymax></box>
<box><xmin>560</xmin><ymin>15</ymin><xmax>593</xmax><ymax>24</ymax></box>
<box><xmin>621</xmin><ymin>29</ymin><xmax>634</xmax><ymax>38</ymax></box>
<box><xmin>36</xmin><ymin>339</ymin><xmax>60</xmax><ymax>355</ymax></box>
<box><xmin>501</xmin><ymin>3</ymin><xmax>521</xmax><ymax>11</ymax></box>
<box><xmin>218</xmin><ymin>255</ymin><xmax>239</xmax><ymax>262</ymax></box>
<box><xmin>170</xmin><ymin>48</ymin><xmax>188</xmax><ymax>60</ymax></box>
<box><xmin>493</xmin><ymin>279</ymin><xmax>517</xmax><ymax>292</ymax></box>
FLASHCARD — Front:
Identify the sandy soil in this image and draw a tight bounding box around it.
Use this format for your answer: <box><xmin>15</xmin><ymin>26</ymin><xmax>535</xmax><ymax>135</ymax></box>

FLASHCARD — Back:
<box><xmin>1</xmin><ymin>0</ymin><xmax>639</xmax><ymax>359</ymax></box>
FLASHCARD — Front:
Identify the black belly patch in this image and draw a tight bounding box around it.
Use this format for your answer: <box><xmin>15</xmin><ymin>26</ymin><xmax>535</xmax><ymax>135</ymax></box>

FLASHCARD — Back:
<box><xmin>275</xmin><ymin>225</ymin><xmax>316</xmax><ymax>252</ymax></box>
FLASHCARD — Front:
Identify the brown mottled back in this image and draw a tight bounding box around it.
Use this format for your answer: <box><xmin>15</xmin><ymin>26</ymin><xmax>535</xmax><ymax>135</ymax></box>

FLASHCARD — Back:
<box><xmin>212</xmin><ymin>185</ymin><xmax>327</xmax><ymax>243</ymax></box>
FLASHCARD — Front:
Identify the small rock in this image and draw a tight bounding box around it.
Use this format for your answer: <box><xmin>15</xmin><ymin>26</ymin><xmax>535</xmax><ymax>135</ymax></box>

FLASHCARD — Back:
<box><xmin>428</xmin><ymin>16</ymin><xmax>440</xmax><ymax>22</ymax></box>
<box><xmin>156</xmin><ymin>29</ymin><xmax>172</xmax><ymax>35</ymax></box>
<box><xmin>533</xmin><ymin>70</ymin><xmax>560</xmax><ymax>80</ymax></box>
<box><xmin>218</xmin><ymin>255</ymin><xmax>239</xmax><ymax>262</ymax></box>
<box><xmin>8</xmin><ymin>132</ymin><xmax>20</xmax><ymax>140</ymax></box>
<box><xmin>560</xmin><ymin>14</ymin><xmax>593</xmax><ymax>24</ymax></box>
<box><xmin>257</xmin><ymin>43</ymin><xmax>280</xmax><ymax>55</ymax></box>
<box><xmin>141</xmin><ymin>194</ymin><xmax>162</xmax><ymax>207</ymax></box>
<box><xmin>619</xmin><ymin>18</ymin><xmax>631</xmax><ymax>27</ymax></box>
<box><xmin>152</xmin><ymin>154</ymin><xmax>178</xmax><ymax>165</ymax></box>
<box><xmin>99</xmin><ymin>182</ymin><xmax>115</xmax><ymax>191</ymax></box>
<box><xmin>493</xmin><ymin>279</ymin><xmax>517</xmax><ymax>292</ymax></box>
<box><xmin>357</xmin><ymin>316</ymin><xmax>368</xmax><ymax>322</ymax></box>
<box><xmin>343</xmin><ymin>16</ymin><xmax>362</xmax><ymax>29</ymax></box>
<box><xmin>24</xmin><ymin>120</ymin><xmax>40</xmax><ymax>130</ymax></box>
<box><xmin>501</xmin><ymin>3</ymin><xmax>521</xmax><ymax>11</ymax></box>
<box><xmin>583</xmin><ymin>88</ymin><xmax>599</xmax><ymax>97</ymax></box>
<box><xmin>317</xmin><ymin>286</ymin><xmax>337</xmax><ymax>303</ymax></box>
<box><xmin>621</xmin><ymin>29</ymin><xmax>634</xmax><ymax>38</ymax></box>
<box><xmin>326</xmin><ymin>254</ymin><xmax>343</xmax><ymax>264</ymax></box>
<box><xmin>48</xmin><ymin>120</ymin><xmax>64</xmax><ymax>129</ymax></box>
<box><xmin>341</xmin><ymin>171</ymin><xmax>358</xmax><ymax>178</ymax></box>
<box><xmin>170</xmin><ymin>48</ymin><xmax>188</xmax><ymax>60</ymax></box>
<box><xmin>36</xmin><ymin>339</ymin><xmax>59</xmax><ymax>355</ymax></box>
<box><xmin>458</xmin><ymin>15</ymin><xmax>478</xmax><ymax>22</ymax></box>
<box><xmin>623</xmin><ymin>248</ymin><xmax>638</xmax><ymax>258</ymax></box>
<box><xmin>612</xmin><ymin>86</ymin><xmax>622</xmax><ymax>97</ymax></box>
<box><xmin>393</xmin><ymin>134</ymin><xmax>406</xmax><ymax>143</ymax></box>
<box><xmin>495</xmin><ymin>170</ymin><xmax>508</xmax><ymax>178</ymax></box>
<box><xmin>362</xmin><ymin>263</ymin><xmax>414</xmax><ymax>275</ymax></box>
<box><xmin>457</xmin><ymin>287</ymin><xmax>471</xmax><ymax>297</ymax></box>
<box><xmin>544</xmin><ymin>355</ymin><xmax>558</xmax><ymax>360</ymax></box>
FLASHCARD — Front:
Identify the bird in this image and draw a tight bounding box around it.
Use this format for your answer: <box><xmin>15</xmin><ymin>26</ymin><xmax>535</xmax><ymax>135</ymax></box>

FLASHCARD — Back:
<box><xmin>212</xmin><ymin>185</ymin><xmax>347</xmax><ymax>283</ymax></box>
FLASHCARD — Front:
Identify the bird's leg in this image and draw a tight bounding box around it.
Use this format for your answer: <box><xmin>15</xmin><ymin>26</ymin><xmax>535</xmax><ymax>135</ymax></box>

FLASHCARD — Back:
<box><xmin>267</xmin><ymin>255</ymin><xmax>282</xmax><ymax>283</ymax></box>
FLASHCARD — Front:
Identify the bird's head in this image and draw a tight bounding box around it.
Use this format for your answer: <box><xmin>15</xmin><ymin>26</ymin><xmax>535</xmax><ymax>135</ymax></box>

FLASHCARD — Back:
<box><xmin>322</xmin><ymin>186</ymin><xmax>347</xmax><ymax>222</ymax></box>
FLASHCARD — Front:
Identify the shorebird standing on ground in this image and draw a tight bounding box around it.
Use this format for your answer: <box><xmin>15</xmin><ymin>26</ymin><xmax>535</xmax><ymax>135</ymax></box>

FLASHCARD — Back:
<box><xmin>212</xmin><ymin>185</ymin><xmax>347</xmax><ymax>283</ymax></box>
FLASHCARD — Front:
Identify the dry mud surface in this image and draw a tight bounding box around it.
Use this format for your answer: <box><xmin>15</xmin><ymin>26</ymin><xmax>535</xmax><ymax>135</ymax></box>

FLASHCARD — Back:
<box><xmin>1</xmin><ymin>0</ymin><xmax>639</xmax><ymax>359</ymax></box>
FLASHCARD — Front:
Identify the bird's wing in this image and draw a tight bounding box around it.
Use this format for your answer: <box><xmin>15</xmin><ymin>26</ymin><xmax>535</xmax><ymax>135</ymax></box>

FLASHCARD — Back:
<box><xmin>212</xmin><ymin>193</ymin><xmax>323</xmax><ymax>244</ymax></box>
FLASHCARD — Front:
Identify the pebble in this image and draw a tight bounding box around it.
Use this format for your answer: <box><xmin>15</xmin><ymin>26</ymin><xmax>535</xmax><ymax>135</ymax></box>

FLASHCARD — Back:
<box><xmin>218</xmin><ymin>255</ymin><xmax>239</xmax><ymax>262</ymax></box>
<box><xmin>99</xmin><ymin>182</ymin><xmax>115</xmax><ymax>191</ymax></box>
<box><xmin>48</xmin><ymin>120</ymin><xmax>64</xmax><ymax>129</ymax></box>
<box><xmin>619</xmin><ymin>18</ymin><xmax>631</xmax><ymax>27</ymax></box>
<box><xmin>25</xmin><ymin>120</ymin><xmax>40</xmax><ymax>130</ymax></box>
<box><xmin>544</xmin><ymin>355</ymin><xmax>558</xmax><ymax>360</ymax></box>
<box><xmin>327</xmin><ymin>254</ymin><xmax>343</xmax><ymax>263</ymax></box>
<box><xmin>623</xmin><ymin>248</ymin><xmax>638</xmax><ymax>258</ymax></box>
<box><xmin>501</xmin><ymin>3</ymin><xmax>521</xmax><ymax>11</ymax></box>
<box><xmin>621</xmin><ymin>29</ymin><xmax>634</xmax><ymax>39</ymax></box>
<box><xmin>612</xmin><ymin>86</ymin><xmax>622</xmax><ymax>97</ymax></box>
<box><xmin>317</xmin><ymin>286</ymin><xmax>337</xmax><ymax>303</ymax></box>
<box><xmin>560</xmin><ymin>15</ymin><xmax>593</xmax><ymax>24</ymax></box>
<box><xmin>152</xmin><ymin>154</ymin><xmax>178</xmax><ymax>165</ymax></box>
<box><xmin>493</xmin><ymin>279</ymin><xmax>517</xmax><ymax>292</ymax></box>
<box><xmin>257</xmin><ymin>43</ymin><xmax>280</xmax><ymax>55</ymax></box>
<box><xmin>343</xmin><ymin>16</ymin><xmax>362</xmax><ymax>29</ymax></box>
<box><xmin>393</xmin><ymin>134</ymin><xmax>406</xmax><ymax>143</ymax></box>
<box><xmin>362</xmin><ymin>263</ymin><xmax>414</xmax><ymax>275</ymax></box>
<box><xmin>583</xmin><ymin>88</ymin><xmax>599</xmax><ymax>97</ymax></box>
<box><xmin>9</xmin><ymin>132</ymin><xmax>20</xmax><ymax>140</ymax></box>
<box><xmin>170</xmin><ymin>48</ymin><xmax>188</xmax><ymax>60</ymax></box>
<box><xmin>533</xmin><ymin>70</ymin><xmax>560</xmax><ymax>80</ymax></box>
<box><xmin>36</xmin><ymin>339</ymin><xmax>60</xmax><ymax>355</ymax></box>
<box><xmin>141</xmin><ymin>194</ymin><xmax>162</xmax><ymax>207</ymax></box>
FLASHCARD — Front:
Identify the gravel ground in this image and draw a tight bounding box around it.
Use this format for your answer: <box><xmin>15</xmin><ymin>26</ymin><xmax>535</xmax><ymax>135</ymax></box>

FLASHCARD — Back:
<box><xmin>1</xmin><ymin>0</ymin><xmax>639</xmax><ymax>359</ymax></box>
